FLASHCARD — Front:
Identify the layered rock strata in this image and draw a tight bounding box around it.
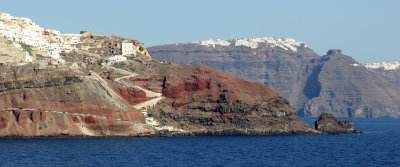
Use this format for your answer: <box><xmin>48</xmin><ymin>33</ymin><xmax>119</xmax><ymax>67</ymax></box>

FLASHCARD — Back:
<box><xmin>0</xmin><ymin>14</ymin><xmax>324</xmax><ymax>137</ymax></box>
<box><xmin>149</xmin><ymin>41</ymin><xmax>400</xmax><ymax>118</ymax></box>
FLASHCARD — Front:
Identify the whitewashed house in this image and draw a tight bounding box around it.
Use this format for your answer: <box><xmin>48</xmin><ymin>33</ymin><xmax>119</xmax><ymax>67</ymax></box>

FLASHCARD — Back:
<box><xmin>108</xmin><ymin>55</ymin><xmax>127</xmax><ymax>62</ymax></box>
<box><xmin>122</xmin><ymin>42</ymin><xmax>134</xmax><ymax>56</ymax></box>
<box><xmin>25</xmin><ymin>51</ymin><xmax>32</xmax><ymax>62</ymax></box>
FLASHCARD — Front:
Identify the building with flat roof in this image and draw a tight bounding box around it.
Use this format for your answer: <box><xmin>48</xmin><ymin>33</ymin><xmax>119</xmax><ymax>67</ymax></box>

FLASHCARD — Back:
<box><xmin>122</xmin><ymin>42</ymin><xmax>135</xmax><ymax>56</ymax></box>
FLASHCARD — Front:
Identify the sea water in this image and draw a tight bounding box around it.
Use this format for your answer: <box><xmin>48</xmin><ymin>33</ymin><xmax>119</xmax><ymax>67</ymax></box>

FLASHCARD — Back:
<box><xmin>0</xmin><ymin>118</ymin><xmax>399</xmax><ymax>167</ymax></box>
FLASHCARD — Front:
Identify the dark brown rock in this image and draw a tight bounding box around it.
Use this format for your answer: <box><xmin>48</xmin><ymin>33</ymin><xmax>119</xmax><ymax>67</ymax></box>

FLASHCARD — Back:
<box><xmin>83</xmin><ymin>116</ymin><xmax>100</xmax><ymax>124</ymax></box>
<box><xmin>12</xmin><ymin>110</ymin><xmax>29</xmax><ymax>126</ymax></box>
<box><xmin>0</xmin><ymin>110</ymin><xmax>8</xmax><ymax>129</ymax></box>
<box><xmin>29</xmin><ymin>110</ymin><xmax>41</xmax><ymax>123</ymax></box>
<box><xmin>315</xmin><ymin>113</ymin><xmax>362</xmax><ymax>134</ymax></box>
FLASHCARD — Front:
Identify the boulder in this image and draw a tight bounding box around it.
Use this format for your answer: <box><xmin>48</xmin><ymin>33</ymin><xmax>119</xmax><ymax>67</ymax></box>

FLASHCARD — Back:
<box><xmin>315</xmin><ymin>113</ymin><xmax>362</xmax><ymax>134</ymax></box>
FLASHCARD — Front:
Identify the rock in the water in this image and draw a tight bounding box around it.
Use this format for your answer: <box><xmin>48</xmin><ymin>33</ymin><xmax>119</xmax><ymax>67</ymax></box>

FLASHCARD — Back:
<box><xmin>315</xmin><ymin>113</ymin><xmax>362</xmax><ymax>134</ymax></box>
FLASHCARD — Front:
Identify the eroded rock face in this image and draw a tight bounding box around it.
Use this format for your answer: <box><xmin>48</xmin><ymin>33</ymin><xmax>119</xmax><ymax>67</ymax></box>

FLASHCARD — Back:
<box><xmin>121</xmin><ymin>61</ymin><xmax>320</xmax><ymax>135</ymax></box>
<box><xmin>0</xmin><ymin>52</ymin><xmax>321</xmax><ymax>136</ymax></box>
<box><xmin>0</xmin><ymin>36</ymin><xmax>26</xmax><ymax>63</ymax></box>
<box><xmin>149</xmin><ymin>43</ymin><xmax>400</xmax><ymax>118</ymax></box>
<box><xmin>0</xmin><ymin>14</ymin><xmax>325</xmax><ymax>137</ymax></box>
<box><xmin>0</xmin><ymin>110</ymin><xmax>8</xmax><ymax>129</ymax></box>
<box><xmin>0</xmin><ymin>35</ymin><xmax>153</xmax><ymax>137</ymax></box>
<box><xmin>112</xmin><ymin>86</ymin><xmax>147</xmax><ymax>105</ymax></box>
<box><xmin>315</xmin><ymin>113</ymin><xmax>362</xmax><ymax>134</ymax></box>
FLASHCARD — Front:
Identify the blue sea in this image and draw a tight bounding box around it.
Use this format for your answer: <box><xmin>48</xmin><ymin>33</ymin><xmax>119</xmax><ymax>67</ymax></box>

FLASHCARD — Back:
<box><xmin>0</xmin><ymin>118</ymin><xmax>399</xmax><ymax>167</ymax></box>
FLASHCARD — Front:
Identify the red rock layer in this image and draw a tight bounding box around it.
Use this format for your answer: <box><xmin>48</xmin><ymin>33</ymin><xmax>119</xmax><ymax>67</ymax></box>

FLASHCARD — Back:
<box><xmin>127</xmin><ymin>62</ymin><xmax>316</xmax><ymax>134</ymax></box>
<box><xmin>112</xmin><ymin>87</ymin><xmax>147</xmax><ymax>105</ymax></box>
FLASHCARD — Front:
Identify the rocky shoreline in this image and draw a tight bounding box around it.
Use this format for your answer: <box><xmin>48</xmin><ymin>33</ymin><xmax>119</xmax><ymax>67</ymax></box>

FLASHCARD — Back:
<box><xmin>0</xmin><ymin>112</ymin><xmax>362</xmax><ymax>138</ymax></box>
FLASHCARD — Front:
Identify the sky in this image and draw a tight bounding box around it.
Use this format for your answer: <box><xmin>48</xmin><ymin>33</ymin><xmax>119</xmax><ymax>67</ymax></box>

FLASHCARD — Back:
<box><xmin>1</xmin><ymin>0</ymin><xmax>399</xmax><ymax>63</ymax></box>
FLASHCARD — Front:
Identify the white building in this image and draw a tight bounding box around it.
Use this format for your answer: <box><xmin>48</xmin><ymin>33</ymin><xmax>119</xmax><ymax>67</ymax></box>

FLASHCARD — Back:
<box><xmin>61</xmin><ymin>34</ymin><xmax>81</xmax><ymax>52</ymax></box>
<box><xmin>0</xmin><ymin>13</ymin><xmax>82</xmax><ymax>63</ymax></box>
<box><xmin>122</xmin><ymin>42</ymin><xmax>135</xmax><ymax>56</ymax></box>
<box><xmin>108</xmin><ymin>55</ymin><xmax>127</xmax><ymax>62</ymax></box>
<box><xmin>25</xmin><ymin>51</ymin><xmax>32</xmax><ymax>62</ymax></box>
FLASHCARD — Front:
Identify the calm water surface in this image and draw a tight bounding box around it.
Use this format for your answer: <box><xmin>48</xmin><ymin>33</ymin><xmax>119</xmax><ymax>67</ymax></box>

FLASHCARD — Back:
<box><xmin>0</xmin><ymin>118</ymin><xmax>399</xmax><ymax>167</ymax></box>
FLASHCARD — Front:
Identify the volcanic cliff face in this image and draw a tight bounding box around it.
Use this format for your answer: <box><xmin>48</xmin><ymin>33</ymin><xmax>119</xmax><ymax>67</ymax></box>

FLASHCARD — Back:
<box><xmin>149</xmin><ymin>40</ymin><xmax>400</xmax><ymax>118</ymax></box>
<box><xmin>302</xmin><ymin>51</ymin><xmax>400</xmax><ymax>117</ymax></box>
<box><xmin>0</xmin><ymin>13</ymin><xmax>320</xmax><ymax>137</ymax></box>
<box><xmin>120</xmin><ymin>62</ymin><xmax>317</xmax><ymax>135</ymax></box>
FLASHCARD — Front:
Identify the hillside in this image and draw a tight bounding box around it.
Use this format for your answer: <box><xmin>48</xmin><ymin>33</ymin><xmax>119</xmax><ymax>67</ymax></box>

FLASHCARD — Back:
<box><xmin>0</xmin><ymin>13</ymin><xmax>324</xmax><ymax>137</ymax></box>
<box><xmin>149</xmin><ymin>39</ymin><xmax>400</xmax><ymax>118</ymax></box>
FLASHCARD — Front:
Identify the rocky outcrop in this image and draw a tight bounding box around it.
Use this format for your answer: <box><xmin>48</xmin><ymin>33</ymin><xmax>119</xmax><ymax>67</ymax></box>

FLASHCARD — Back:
<box><xmin>0</xmin><ymin>108</ymin><xmax>154</xmax><ymax>137</ymax></box>
<box><xmin>112</xmin><ymin>86</ymin><xmax>148</xmax><ymax>105</ymax></box>
<box><xmin>78</xmin><ymin>31</ymin><xmax>151</xmax><ymax>59</ymax></box>
<box><xmin>0</xmin><ymin>49</ymin><xmax>321</xmax><ymax>136</ymax></box>
<box><xmin>0</xmin><ymin>14</ymin><xmax>360</xmax><ymax>137</ymax></box>
<box><xmin>315</xmin><ymin>113</ymin><xmax>362</xmax><ymax>134</ymax></box>
<box><xmin>326</xmin><ymin>49</ymin><xmax>342</xmax><ymax>55</ymax></box>
<box><xmin>149</xmin><ymin>42</ymin><xmax>400</xmax><ymax>118</ymax></box>
<box><xmin>119</xmin><ymin>61</ymin><xmax>320</xmax><ymax>135</ymax></box>
<box><xmin>0</xmin><ymin>36</ymin><xmax>26</xmax><ymax>63</ymax></box>
<box><xmin>0</xmin><ymin>63</ymin><xmax>155</xmax><ymax>137</ymax></box>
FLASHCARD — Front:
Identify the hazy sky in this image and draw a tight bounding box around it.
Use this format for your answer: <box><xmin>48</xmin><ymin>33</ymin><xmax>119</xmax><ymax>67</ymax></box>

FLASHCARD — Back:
<box><xmin>1</xmin><ymin>0</ymin><xmax>399</xmax><ymax>63</ymax></box>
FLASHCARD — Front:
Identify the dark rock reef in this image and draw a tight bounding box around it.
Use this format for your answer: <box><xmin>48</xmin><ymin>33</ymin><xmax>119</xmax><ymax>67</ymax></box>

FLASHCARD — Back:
<box><xmin>315</xmin><ymin>113</ymin><xmax>362</xmax><ymax>134</ymax></box>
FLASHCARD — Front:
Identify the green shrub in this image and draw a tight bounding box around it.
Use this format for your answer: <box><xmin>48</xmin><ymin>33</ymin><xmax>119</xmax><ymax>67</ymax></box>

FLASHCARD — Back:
<box><xmin>20</xmin><ymin>43</ymin><xmax>33</xmax><ymax>55</ymax></box>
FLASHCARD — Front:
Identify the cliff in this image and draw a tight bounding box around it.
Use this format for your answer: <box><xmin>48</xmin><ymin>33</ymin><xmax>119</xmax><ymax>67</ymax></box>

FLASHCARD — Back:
<box><xmin>148</xmin><ymin>40</ymin><xmax>400</xmax><ymax>118</ymax></box>
<box><xmin>302</xmin><ymin>51</ymin><xmax>400</xmax><ymax>117</ymax></box>
<box><xmin>0</xmin><ymin>13</ymin><xmax>328</xmax><ymax>137</ymax></box>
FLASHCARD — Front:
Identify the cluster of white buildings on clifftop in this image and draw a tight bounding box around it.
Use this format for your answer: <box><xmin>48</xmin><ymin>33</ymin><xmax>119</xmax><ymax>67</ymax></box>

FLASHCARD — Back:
<box><xmin>1</xmin><ymin>13</ymin><xmax>147</xmax><ymax>64</ymax></box>
<box><xmin>0</xmin><ymin>13</ymin><xmax>82</xmax><ymax>63</ymax></box>
<box><xmin>365</xmin><ymin>62</ymin><xmax>400</xmax><ymax>71</ymax></box>
<box><xmin>192</xmin><ymin>37</ymin><xmax>305</xmax><ymax>52</ymax></box>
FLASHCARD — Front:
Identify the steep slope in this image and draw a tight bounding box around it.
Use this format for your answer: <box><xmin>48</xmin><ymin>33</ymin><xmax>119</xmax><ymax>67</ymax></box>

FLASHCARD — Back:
<box><xmin>149</xmin><ymin>39</ymin><xmax>318</xmax><ymax>111</ymax></box>
<box><xmin>104</xmin><ymin>61</ymin><xmax>318</xmax><ymax>135</ymax></box>
<box><xmin>149</xmin><ymin>40</ymin><xmax>400</xmax><ymax>118</ymax></box>
<box><xmin>0</xmin><ymin>13</ymin><xmax>321</xmax><ymax>136</ymax></box>
<box><xmin>302</xmin><ymin>50</ymin><xmax>400</xmax><ymax>117</ymax></box>
<box><xmin>0</xmin><ymin>36</ymin><xmax>26</xmax><ymax>63</ymax></box>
